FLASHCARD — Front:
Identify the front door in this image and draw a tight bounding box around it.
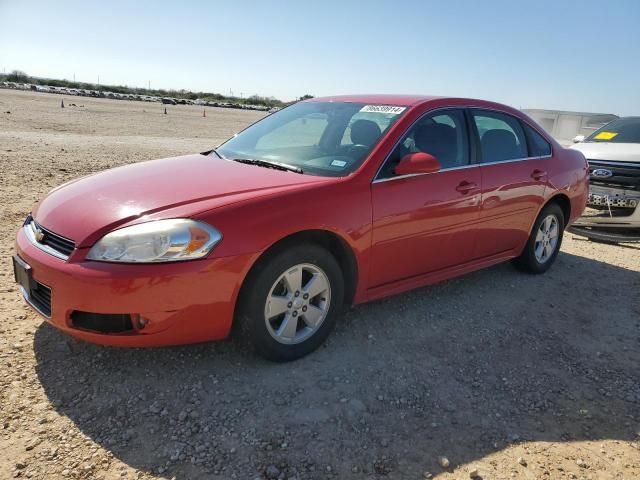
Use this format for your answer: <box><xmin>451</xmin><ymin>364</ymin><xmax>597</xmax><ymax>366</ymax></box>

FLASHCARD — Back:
<box><xmin>370</xmin><ymin>109</ymin><xmax>481</xmax><ymax>287</ymax></box>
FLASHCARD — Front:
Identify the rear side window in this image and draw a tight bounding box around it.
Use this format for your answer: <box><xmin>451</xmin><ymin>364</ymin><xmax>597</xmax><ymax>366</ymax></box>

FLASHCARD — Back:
<box><xmin>523</xmin><ymin>123</ymin><xmax>552</xmax><ymax>156</ymax></box>
<box><xmin>472</xmin><ymin>110</ymin><xmax>528</xmax><ymax>163</ymax></box>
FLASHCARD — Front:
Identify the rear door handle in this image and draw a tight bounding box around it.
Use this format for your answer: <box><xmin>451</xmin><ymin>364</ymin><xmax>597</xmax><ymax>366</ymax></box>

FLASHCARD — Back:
<box><xmin>531</xmin><ymin>169</ymin><xmax>547</xmax><ymax>180</ymax></box>
<box><xmin>455</xmin><ymin>181</ymin><xmax>478</xmax><ymax>193</ymax></box>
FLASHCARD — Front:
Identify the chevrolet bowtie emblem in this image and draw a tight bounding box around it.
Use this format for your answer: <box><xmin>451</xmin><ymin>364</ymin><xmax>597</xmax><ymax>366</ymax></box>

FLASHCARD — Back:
<box><xmin>33</xmin><ymin>225</ymin><xmax>45</xmax><ymax>242</ymax></box>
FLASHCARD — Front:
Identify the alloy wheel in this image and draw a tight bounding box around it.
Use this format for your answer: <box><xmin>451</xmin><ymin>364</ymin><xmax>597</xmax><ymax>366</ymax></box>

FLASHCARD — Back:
<box><xmin>534</xmin><ymin>214</ymin><xmax>559</xmax><ymax>263</ymax></box>
<box><xmin>263</xmin><ymin>263</ymin><xmax>331</xmax><ymax>345</ymax></box>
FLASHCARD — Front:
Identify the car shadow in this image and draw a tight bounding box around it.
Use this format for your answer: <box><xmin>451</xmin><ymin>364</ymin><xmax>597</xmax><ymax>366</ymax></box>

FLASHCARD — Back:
<box><xmin>33</xmin><ymin>251</ymin><xmax>640</xmax><ymax>479</ymax></box>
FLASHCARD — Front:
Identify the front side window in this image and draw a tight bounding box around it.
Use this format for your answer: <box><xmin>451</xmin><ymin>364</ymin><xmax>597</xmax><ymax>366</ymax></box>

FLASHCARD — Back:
<box><xmin>586</xmin><ymin>117</ymin><xmax>640</xmax><ymax>143</ymax></box>
<box><xmin>473</xmin><ymin>110</ymin><xmax>528</xmax><ymax>163</ymax></box>
<box><xmin>217</xmin><ymin>102</ymin><xmax>405</xmax><ymax>177</ymax></box>
<box><xmin>379</xmin><ymin>109</ymin><xmax>470</xmax><ymax>178</ymax></box>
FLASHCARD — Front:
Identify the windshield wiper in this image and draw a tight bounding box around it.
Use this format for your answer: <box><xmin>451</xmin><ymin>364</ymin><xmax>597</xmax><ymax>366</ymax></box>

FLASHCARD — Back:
<box><xmin>232</xmin><ymin>158</ymin><xmax>303</xmax><ymax>174</ymax></box>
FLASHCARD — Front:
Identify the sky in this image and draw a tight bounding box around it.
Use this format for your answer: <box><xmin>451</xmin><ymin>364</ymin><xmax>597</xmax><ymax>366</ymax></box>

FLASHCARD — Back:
<box><xmin>1</xmin><ymin>0</ymin><xmax>639</xmax><ymax>115</ymax></box>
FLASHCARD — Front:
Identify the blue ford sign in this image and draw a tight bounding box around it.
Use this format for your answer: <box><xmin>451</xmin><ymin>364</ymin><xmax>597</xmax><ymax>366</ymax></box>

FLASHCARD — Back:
<box><xmin>591</xmin><ymin>168</ymin><xmax>613</xmax><ymax>178</ymax></box>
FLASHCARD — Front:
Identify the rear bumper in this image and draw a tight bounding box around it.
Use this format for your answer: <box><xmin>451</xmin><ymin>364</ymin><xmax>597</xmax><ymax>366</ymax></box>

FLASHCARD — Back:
<box><xmin>15</xmin><ymin>227</ymin><xmax>255</xmax><ymax>347</ymax></box>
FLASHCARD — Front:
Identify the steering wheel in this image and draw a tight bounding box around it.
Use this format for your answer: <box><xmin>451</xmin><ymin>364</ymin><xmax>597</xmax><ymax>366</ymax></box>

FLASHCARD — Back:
<box><xmin>343</xmin><ymin>144</ymin><xmax>369</xmax><ymax>158</ymax></box>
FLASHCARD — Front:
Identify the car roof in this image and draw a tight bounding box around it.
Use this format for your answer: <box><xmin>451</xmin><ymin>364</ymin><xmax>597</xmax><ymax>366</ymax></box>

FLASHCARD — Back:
<box><xmin>305</xmin><ymin>94</ymin><xmax>556</xmax><ymax>141</ymax></box>
<box><xmin>305</xmin><ymin>94</ymin><xmax>519</xmax><ymax>112</ymax></box>
<box><xmin>306</xmin><ymin>94</ymin><xmax>442</xmax><ymax>107</ymax></box>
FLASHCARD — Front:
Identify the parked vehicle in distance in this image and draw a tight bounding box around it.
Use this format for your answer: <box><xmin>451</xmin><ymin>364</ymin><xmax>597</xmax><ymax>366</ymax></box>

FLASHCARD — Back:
<box><xmin>13</xmin><ymin>95</ymin><xmax>589</xmax><ymax>361</ymax></box>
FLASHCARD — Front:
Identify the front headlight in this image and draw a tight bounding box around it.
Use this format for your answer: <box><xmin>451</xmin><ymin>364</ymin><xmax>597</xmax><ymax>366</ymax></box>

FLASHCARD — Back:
<box><xmin>86</xmin><ymin>219</ymin><xmax>222</xmax><ymax>263</ymax></box>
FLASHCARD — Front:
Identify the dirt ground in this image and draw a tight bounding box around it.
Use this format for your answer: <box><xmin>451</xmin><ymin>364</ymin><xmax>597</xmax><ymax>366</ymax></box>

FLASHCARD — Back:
<box><xmin>0</xmin><ymin>89</ymin><xmax>639</xmax><ymax>480</ymax></box>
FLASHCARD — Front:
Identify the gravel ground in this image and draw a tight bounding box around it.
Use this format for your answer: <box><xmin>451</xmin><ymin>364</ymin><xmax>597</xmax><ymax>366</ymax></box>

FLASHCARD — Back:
<box><xmin>1</xmin><ymin>90</ymin><xmax>639</xmax><ymax>480</ymax></box>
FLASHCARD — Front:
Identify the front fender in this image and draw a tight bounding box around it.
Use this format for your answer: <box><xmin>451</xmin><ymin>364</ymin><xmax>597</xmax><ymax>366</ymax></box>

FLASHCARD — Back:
<box><xmin>197</xmin><ymin>177</ymin><xmax>373</xmax><ymax>303</ymax></box>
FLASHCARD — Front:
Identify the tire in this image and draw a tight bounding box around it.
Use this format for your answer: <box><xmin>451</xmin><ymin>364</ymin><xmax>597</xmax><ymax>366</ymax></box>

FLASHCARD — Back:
<box><xmin>513</xmin><ymin>203</ymin><xmax>565</xmax><ymax>274</ymax></box>
<box><xmin>236</xmin><ymin>244</ymin><xmax>344</xmax><ymax>362</ymax></box>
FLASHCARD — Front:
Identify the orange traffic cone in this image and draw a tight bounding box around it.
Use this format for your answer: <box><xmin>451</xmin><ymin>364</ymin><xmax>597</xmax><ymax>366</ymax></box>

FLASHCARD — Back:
<box><xmin>203</xmin><ymin>108</ymin><xmax>206</xmax><ymax>118</ymax></box>
<box><xmin>61</xmin><ymin>99</ymin><xmax>65</xmax><ymax>108</ymax></box>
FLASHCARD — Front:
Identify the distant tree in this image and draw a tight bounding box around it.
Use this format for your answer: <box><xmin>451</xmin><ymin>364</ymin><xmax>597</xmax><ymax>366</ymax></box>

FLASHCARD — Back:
<box><xmin>7</xmin><ymin>70</ymin><xmax>29</xmax><ymax>82</ymax></box>
<box><xmin>299</xmin><ymin>94</ymin><xmax>314</xmax><ymax>101</ymax></box>
<box><xmin>0</xmin><ymin>70</ymin><xmax>287</xmax><ymax>108</ymax></box>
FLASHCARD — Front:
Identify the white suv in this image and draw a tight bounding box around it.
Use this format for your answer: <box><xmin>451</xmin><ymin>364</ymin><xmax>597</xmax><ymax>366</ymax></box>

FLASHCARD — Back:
<box><xmin>571</xmin><ymin>117</ymin><xmax>640</xmax><ymax>240</ymax></box>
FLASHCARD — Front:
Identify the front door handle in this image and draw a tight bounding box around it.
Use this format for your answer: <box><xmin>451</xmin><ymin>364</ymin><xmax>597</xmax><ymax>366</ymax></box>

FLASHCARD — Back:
<box><xmin>531</xmin><ymin>169</ymin><xmax>547</xmax><ymax>180</ymax></box>
<box><xmin>455</xmin><ymin>181</ymin><xmax>478</xmax><ymax>193</ymax></box>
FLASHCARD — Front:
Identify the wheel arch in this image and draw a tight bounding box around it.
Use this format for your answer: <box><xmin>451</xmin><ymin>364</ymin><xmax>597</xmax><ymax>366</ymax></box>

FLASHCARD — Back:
<box><xmin>546</xmin><ymin>193</ymin><xmax>571</xmax><ymax>228</ymax></box>
<box><xmin>524</xmin><ymin>193</ymin><xmax>572</xmax><ymax>243</ymax></box>
<box><xmin>236</xmin><ymin>229</ymin><xmax>359</xmax><ymax>313</ymax></box>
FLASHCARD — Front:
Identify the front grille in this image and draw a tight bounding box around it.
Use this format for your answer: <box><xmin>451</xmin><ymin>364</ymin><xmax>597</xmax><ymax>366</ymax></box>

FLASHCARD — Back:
<box><xmin>588</xmin><ymin>192</ymin><xmax>639</xmax><ymax>208</ymax></box>
<box><xmin>25</xmin><ymin>215</ymin><xmax>76</xmax><ymax>258</ymax></box>
<box><xmin>36</xmin><ymin>222</ymin><xmax>75</xmax><ymax>256</ymax></box>
<box><xmin>588</xmin><ymin>160</ymin><xmax>640</xmax><ymax>191</ymax></box>
<box><xmin>28</xmin><ymin>281</ymin><xmax>52</xmax><ymax>317</ymax></box>
<box><xmin>582</xmin><ymin>205</ymin><xmax>636</xmax><ymax>219</ymax></box>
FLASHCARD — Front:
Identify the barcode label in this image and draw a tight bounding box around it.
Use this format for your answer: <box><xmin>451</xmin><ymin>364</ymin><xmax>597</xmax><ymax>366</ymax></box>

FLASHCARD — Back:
<box><xmin>359</xmin><ymin>105</ymin><xmax>406</xmax><ymax>115</ymax></box>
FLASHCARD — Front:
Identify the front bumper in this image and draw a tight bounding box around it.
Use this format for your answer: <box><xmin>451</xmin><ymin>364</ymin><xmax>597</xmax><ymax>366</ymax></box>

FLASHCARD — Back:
<box><xmin>15</xmin><ymin>226</ymin><xmax>255</xmax><ymax>347</ymax></box>
<box><xmin>573</xmin><ymin>184</ymin><xmax>640</xmax><ymax>228</ymax></box>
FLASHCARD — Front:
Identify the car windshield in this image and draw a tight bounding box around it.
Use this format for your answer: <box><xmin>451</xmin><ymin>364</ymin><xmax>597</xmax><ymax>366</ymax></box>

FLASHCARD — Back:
<box><xmin>216</xmin><ymin>101</ymin><xmax>407</xmax><ymax>176</ymax></box>
<box><xmin>586</xmin><ymin>117</ymin><xmax>640</xmax><ymax>143</ymax></box>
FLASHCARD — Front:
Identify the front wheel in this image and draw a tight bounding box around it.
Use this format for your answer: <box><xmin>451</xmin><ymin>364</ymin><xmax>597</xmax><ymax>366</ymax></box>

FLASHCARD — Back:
<box><xmin>513</xmin><ymin>203</ymin><xmax>565</xmax><ymax>274</ymax></box>
<box><xmin>236</xmin><ymin>244</ymin><xmax>344</xmax><ymax>362</ymax></box>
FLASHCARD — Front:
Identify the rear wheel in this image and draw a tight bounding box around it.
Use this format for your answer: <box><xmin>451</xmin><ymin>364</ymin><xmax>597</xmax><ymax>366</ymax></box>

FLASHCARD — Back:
<box><xmin>236</xmin><ymin>244</ymin><xmax>344</xmax><ymax>362</ymax></box>
<box><xmin>514</xmin><ymin>203</ymin><xmax>564</xmax><ymax>274</ymax></box>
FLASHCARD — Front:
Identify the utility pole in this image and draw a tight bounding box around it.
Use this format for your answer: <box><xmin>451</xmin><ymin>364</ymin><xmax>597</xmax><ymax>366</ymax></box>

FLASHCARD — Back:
<box><xmin>97</xmin><ymin>75</ymin><xmax>100</xmax><ymax>85</ymax></box>
<box><xmin>148</xmin><ymin>80</ymin><xmax>151</xmax><ymax>91</ymax></box>
<box><xmin>73</xmin><ymin>73</ymin><xmax>76</xmax><ymax>82</ymax></box>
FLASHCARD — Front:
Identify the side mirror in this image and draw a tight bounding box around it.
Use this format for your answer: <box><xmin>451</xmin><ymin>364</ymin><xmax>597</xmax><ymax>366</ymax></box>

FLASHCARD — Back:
<box><xmin>573</xmin><ymin>135</ymin><xmax>585</xmax><ymax>143</ymax></box>
<box><xmin>395</xmin><ymin>152</ymin><xmax>441</xmax><ymax>176</ymax></box>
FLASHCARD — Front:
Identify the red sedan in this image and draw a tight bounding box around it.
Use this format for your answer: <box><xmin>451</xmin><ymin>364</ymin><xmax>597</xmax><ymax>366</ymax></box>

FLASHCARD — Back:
<box><xmin>13</xmin><ymin>95</ymin><xmax>588</xmax><ymax>361</ymax></box>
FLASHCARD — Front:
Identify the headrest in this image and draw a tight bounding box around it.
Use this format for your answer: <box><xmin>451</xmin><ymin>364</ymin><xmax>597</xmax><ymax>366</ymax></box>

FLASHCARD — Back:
<box><xmin>350</xmin><ymin>119</ymin><xmax>382</xmax><ymax>146</ymax></box>
<box><xmin>481</xmin><ymin>129</ymin><xmax>520</xmax><ymax>162</ymax></box>
<box><xmin>414</xmin><ymin>123</ymin><xmax>456</xmax><ymax>152</ymax></box>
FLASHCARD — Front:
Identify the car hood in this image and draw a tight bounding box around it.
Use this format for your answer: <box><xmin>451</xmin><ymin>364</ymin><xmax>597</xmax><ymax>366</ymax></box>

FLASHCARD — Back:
<box><xmin>33</xmin><ymin>154</ymin><xmax>327</xmax><ymax>246</ymax></box>
<box><xmin>570</xmin><ymin>142</ymin><xmax>640</xmax><ymax>162</ymax></box>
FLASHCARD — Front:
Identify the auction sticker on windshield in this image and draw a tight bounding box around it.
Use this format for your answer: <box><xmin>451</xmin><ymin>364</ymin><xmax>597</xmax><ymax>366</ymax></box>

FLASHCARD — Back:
<box><xmin>360</xmin><ymin>105</ymin><xmax>406</xmax><ymax>114</ymax></box>
<box><xmin>594</xmin><ymin>131</ymin><xmax>619</xmax><ymax>140</ymax></box>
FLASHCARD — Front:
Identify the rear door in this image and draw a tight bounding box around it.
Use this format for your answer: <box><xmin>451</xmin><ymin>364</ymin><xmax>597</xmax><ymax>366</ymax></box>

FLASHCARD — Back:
<box><xmin>470</xmin><ymin>109</ymin><xmax>551</xmax><ymax>258</ymax></box>
<box><xmin>369</xmin><ymin>108</ymin><xmax>482</xmax><ymax>287</ymax></box>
